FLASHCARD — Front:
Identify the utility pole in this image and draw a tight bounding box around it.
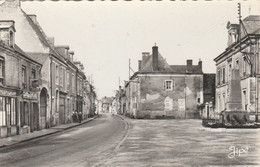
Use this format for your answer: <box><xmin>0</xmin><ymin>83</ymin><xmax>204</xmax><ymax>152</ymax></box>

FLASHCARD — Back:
<box><xmin>129</xmin><ymin>58</ymin><xmax>130</xmax><ymax>80</ymax></box>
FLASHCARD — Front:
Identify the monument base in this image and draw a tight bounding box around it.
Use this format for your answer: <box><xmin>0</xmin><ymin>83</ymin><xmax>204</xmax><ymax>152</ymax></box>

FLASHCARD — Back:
<box><xmin>222</xmin><ymin>111</ymin><xmax>249</xmax><ymax>124</ymax></box>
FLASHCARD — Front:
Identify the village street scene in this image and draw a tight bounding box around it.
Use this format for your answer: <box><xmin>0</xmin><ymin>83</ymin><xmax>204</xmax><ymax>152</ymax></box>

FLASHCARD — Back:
<box><xmin>0</xmin><ymin>0</ymin><xmax>260</xmax><ymax>166</ymax></box>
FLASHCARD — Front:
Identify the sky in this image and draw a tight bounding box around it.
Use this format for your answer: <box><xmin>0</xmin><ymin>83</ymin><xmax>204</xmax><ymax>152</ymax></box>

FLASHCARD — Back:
<box><xmin>18</xmin><ymin>0</ymin><xmax>260</xmax><ymax>98</ymax></box>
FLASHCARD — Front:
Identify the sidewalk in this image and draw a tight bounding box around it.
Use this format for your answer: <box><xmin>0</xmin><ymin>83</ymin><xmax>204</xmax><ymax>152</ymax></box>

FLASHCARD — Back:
<box><xmin>0</xmin><ymin>115</ymin><xmax>99</xmax><ymax>148</ymax></box>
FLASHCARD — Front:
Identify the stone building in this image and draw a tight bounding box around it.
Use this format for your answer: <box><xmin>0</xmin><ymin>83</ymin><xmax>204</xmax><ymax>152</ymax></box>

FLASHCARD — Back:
<box><xmin>0</xmin><ymin>0</ymin><xmax>89</xmax><ymax>130</ymax></box>
<box><xmin>214</xmin><ymin>15</ymin><xmax>260</xmax><ymax>122</ymax></box>
<box><xmin>125</xmin><ymin>45</ymin><xmax>215</xmax><ymax>119</ymax></box>
<box><xmin>0</xmin><ymin>21</ymin><xmax>41</xmax><ymax>137</ymax></box>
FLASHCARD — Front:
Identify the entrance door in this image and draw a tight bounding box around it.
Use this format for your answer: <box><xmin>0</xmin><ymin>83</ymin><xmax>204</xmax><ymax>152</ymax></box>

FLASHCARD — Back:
<box><xmin>59</xmin><ymin>97</ymin><xmax>65</xmax><ymax>124</ymax></box>
<box><xmin>40</xmin><ymin>89</ymin><xmax>47</xmax><ymax>129</ymax></box>
<box><xmin>30</xmin><ymin>103</ymin><xmax>39</xmax><ymax>132</ymax></box>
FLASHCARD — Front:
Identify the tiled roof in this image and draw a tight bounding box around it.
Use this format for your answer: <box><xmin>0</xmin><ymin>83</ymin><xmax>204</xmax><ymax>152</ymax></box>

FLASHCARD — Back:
<box><xmin>139</xmin><ymin>52</ymin><xmax>203</xmax><ymax>74</ymax></box>
<box><xmin>241</xmin><ymin>15</ymin><xmax>260</xmax><ymax>37</ymax></box>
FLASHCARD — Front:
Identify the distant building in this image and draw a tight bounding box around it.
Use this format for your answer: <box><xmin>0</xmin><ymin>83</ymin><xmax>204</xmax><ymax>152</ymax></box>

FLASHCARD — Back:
<box><xmin>0</xmin><ymin>21</ymin><xmax>41</xmax><ymax>137</ymax></box>
<box><xmin>125</xmin><ymin>45</ymin><xmax>215</xmax><ymax>119</ymax></box>
<box><xmin>214</xmin><ymin>15</ymin><xmax>260</xmax><ymax>122</ymax></box>
<box><xmin>101</xmin><ymin>97</ymin><xmax>113</xmax><ymax>113</ymax></box>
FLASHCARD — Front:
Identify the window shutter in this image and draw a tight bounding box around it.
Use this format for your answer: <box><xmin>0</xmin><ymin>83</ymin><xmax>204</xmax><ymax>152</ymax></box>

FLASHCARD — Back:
<box><xmin>163</xmin><ymin>81</ymin><xmax>166</xmax><ymax>91</ymax></box>
<box><xmin>172</xmin><ymin>80</ymin><xmax>174</xmax><ymax>91</ymax></box>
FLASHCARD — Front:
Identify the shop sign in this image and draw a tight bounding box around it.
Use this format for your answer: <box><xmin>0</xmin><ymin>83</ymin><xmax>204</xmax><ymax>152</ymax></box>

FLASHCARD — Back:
<box><xmin>23</xmin><ymin>92</ymin><xmax>38</xmax><ymax>100</ymax></box>
<box><xmin>0</xmin><ymin>89</ymin><xmax>17</xmax><ymax>96</ymax></box>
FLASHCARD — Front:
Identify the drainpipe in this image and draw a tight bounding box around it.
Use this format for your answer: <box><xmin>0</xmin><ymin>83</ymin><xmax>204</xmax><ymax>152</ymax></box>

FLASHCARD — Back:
<box><xmin>50</xmin><ymin>55</ymin><xmax>53</xmax><ymax>127</ymax></box>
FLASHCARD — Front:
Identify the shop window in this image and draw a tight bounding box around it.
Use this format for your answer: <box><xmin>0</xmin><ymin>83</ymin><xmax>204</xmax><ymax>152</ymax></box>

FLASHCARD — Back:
<box><xmin>0</xmin><ymin>97</ymin><xmax>16</xmax><ymax>126</ymax></box>
<box><xmin>0</xmin><ymin>97</ymin><xmax>6</xmax><ymax>126</ymax></box>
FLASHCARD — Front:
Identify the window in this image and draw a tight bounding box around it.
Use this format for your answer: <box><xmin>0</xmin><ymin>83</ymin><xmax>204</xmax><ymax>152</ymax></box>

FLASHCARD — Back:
<box><xmin>197</xmin><ymin>98</ymin><xmax>200</xmax><ymax>104</ymax></box>
<box><xmin>222</xmin><ymin>67</ymin><xmax>225</xmax><ymax>83</ymax></box>
<box><xmin>164</xmin><ymin>80</ymin><xmax>174</xmax><ymax>91</ymax></box>
<box><xmin>67</xmin><ymin>71</ymin><xmax>70</xmax><ymax>90</ymax></box>
<box><xmin>0</xmin><ymin>97</ymin><xmax>16</xmax><ymax>127</ymax></box>
<box><xmin>223</xmin><ymin>94</ymin><xmax>226</xmax><ymax>110</ymax></box>
<box><xmin>56</xmin><ymin>65</ymin><xmax>59</xmax><ymax>85</ymax></box>
<box><xmin>60</xmin><ymin>67</ymin><xmax>63</xmax><ymax>87</ymax></box>
<box><xmin>0</xmin><ymin>57</ymin><xmax>4</xmax><ymax>85</ymax></box>
<box><xmin>243</xmin><ymin>90</ymin><xmax>247</xmax><ymax>110</ymax></box>
<box><xmin>217</xmin><ymin>69</ymin><xmax>221</xmax><ymax>85</ymax></box>
<box><xmin>228</xmin><ymin>63</ymin><xmax>232</xmax><ymax>76</ymax></box>
<box><xmin>22</xmin><ymin>66</ymin><xmax>26</xmax><ymax>88</ymax></box>
<box><xmin>72</xmin><ymin>73</ymin><xmax>75</xmax><ymax>93</ymax></box>
<box><xmin>0</xmin><ymin>97</ymin><xmax>5</xmax><ymax>126</ymax></box>
<box><xmin>31</xmin><ymin>69</ymin><xmax>36</xmax><ymax>79</ymax></box>
<box><xmin>235</xmin><ymin>59</ymin><xmax>239</xmax><ymax>69</ymax></box>
<box><xmin>243</xmin><ymin>57</ymin><xmax>247</xmax><ymax>76</ymax></box>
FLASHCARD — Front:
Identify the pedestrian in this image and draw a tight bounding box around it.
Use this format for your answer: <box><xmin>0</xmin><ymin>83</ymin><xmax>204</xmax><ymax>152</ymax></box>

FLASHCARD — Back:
<box><xmin>78</xmin><ymin>112</ymin><xmax>82</xmax><ymax>123</ymax></box>
<box><xmin>72</xmin><ymin>111</ymin><xmax>76</xmax><ymax>123</ymax></box>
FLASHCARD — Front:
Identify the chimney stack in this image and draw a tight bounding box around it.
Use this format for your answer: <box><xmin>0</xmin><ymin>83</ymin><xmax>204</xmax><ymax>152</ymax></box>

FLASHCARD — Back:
<box><xmin>152</xmin><ymin>45</ymin><xmax>158</xmax><ymax>71</ymax></box>
<box><xmin>198</xmin><ymin>59</ymin><xmax>202</xmax><ymax>70</ymax></box>
<box><xmin>138</xmin><ymin>60</ymin><xmax>142</xmax><ymax>71</ymax></box>
<box><xmin>28</xmin><ymin>14</ymin><xmax>37</xmax><ymax>23</ymax></box>
<box><xmin>186</xmin><ymin>59</ymin><xmax>192</xmax><ymax>72</ymax></box>
<box><xmin>69</xmin><ymin>51</ymin><xmax>74</xmax><ymax>62</ymax></box>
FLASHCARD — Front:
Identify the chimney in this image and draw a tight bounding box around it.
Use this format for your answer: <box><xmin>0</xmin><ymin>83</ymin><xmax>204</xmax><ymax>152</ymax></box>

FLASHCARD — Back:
<box><xmin>152</xmin><ymin>45</ymin><xmax>158</xmax><ymax>71</ymax></box>
<box><xmin>48</xmin><ymin>37</ymin><xmax>54</xmax><ymax>47</ymax></box>
<box><xmin>28</xmin><ymin>14</ymin><xmax>37</xmax><ymax>23</ymax></box>
<box><xmin>186</xmin><ymin>59</ymin><xmax>192</xmax><ymax>72</ymax></box>
<box><xmin>138</xmin><ymin>60</ymin><xmax>142</xmax><ymax>71</ymax></box>
<box><xmin>1</xmin><ymin>0</ymin><xmax>20</xmax><ymax>8</ymax></box>
<box><xmin>226</xmin><ymin>22</ymin><xmax>239</xmax><ymax>47</ymax></box>
<box><xmin>198</xmin><ymin>59</ymin><xmax>202</xmax><ymax>70</ymax></box>
<box><xmin>142</xmin><ymin>52</ymin><xmax>149</xmax><ymax>66</ymax></box>
<box><xmin>69</xmin><ymin>51</ymin><xmax>74</xmax><ymax>62</ymax></box>
<box><xmin>0</xmin><ymin>20</ymin><xmax>16</xmax><ymax>47</ymax></box>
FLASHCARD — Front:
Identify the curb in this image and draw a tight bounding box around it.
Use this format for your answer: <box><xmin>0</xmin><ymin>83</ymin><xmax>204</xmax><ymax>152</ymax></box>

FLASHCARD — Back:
<box><xmin>0</xmin><ymin>114</ymin><xmax>100</xmax><ymax>148</ymax></box>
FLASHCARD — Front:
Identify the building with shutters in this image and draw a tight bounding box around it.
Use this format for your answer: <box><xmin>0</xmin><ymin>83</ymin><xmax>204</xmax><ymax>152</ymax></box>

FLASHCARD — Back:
<box><xmin>0</xmin><ymin>0</ymin><xmax>91</xmax><ymax>135</ymax></box>
<box><xmin>0</xmin><ymin>20</ymin><xmax>42</xmax><ymax>137</ymax></box>
<box><xmin>214</xmin><ymin>15</ymin><xmax>260</xmax><ymax>123</ymax></box>
<box><xmin>125</xmin><ymin>45</ymin><xmax>215</xmax><ymax>119</ymax></box>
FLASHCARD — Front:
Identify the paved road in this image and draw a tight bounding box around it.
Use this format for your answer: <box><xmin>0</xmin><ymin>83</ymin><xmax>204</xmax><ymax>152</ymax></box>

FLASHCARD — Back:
<box><xmin>0</xmin><ymin>114</ymin><xmax>128</xmax><ymax>167</ymax></box>
<box><xmin>1</xmin><ymin>115</ymin><xmax>260</xmax><ymax>167</ymax></box>
<box><xmin>102</xmin><ymin>118</ymin><xmax>260</xmax><ymax>167</ymax></box>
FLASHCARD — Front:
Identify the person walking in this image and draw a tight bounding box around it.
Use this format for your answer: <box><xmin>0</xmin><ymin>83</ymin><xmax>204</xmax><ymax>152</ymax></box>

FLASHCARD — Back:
<box><xmin>78</xmin><ymin>112</ymin><xmax>82</xmax><ymax>123</ymax></box>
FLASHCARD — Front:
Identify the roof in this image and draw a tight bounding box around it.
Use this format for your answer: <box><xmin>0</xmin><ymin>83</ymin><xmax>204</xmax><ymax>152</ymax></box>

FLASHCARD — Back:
<box><xmin>241</xmin><ymin>15</ymin><xmax>260</xmax><ymax>37</ymax></box>
<box><xmin>26</xmin><ymin>52</ymin><xmax>49</xmax><ymax>64</ymax></box>
<box><xmin>214</xmin><ymin>15</ymin><xmax>260</xmax><ymax>62</ymax></box>
<box><xmin>20</xmin><ymin>9</ymin><xmax>66</xmax><ymax>63</ymax></box>
<box><xmin>0</xmin><ymin>44</ymin><xmax>42</xmax><ymax>66</ymax></box>
<box><xmin>138</xmin><ymin>52</ymin><xmax>203</xmax><ymax>75</ymax></box>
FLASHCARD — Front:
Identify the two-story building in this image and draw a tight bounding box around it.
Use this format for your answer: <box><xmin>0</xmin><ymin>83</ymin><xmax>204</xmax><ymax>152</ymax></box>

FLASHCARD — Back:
<box><xmin>0</xmin><ymin>0</ymin><xmax>91</xmax><ymax>130</ymax></box>
<box><xmin>214</xmin><ymin>15</ymin><xmax>260</xmax><ymax>122</ymax></box>
<box><xmin>0</xmin><ymin>20</ymin><xmax>41</xmax><ymax>137</ymax></box>
<box><xmin>126</xmin><ymin>45</ymin><xmax>215</xmax><ymax>119</ymax></box>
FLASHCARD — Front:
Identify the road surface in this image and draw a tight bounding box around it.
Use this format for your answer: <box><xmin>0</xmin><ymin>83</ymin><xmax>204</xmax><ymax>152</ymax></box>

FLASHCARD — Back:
<box><xmin>0</xmin><ymin>114</ymin><xmax>128</xmax><ymax>167</ymax></box>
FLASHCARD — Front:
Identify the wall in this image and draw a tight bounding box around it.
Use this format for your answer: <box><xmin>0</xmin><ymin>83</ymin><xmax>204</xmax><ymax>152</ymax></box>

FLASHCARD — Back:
<box><xmin>128</xmin><ymin>74</ymin><xmax>203</xmax><ymax>119</ymax></box>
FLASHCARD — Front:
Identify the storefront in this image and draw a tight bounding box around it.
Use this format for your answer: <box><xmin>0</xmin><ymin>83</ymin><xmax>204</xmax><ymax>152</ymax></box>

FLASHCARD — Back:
<box><xmin>20</xmin><ymin>91</ymin><xmax>39</xmax><ymax>134</ymax></box>
<box><xmin>0</xmin><ymin>89</ymin><xmax>18</xmax><ymax>138</ymax></box>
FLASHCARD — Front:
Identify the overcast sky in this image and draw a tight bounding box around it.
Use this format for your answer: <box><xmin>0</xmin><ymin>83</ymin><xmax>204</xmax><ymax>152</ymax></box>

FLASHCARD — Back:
<box><xmin>20</xmin><ymin>0</ymin><xmax>260</xmax><ymax>98</ymax></box>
